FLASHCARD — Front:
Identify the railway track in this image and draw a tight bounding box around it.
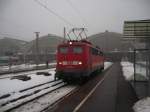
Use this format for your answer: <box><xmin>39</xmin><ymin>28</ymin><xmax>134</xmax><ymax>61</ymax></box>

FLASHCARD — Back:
<box><xmin>0</xmin><ymin>62</ymin><xmax>112</xmax><ymax>112</ymax></box>
<box><xmin>0</xmin><ymin>79</ymin><xmax>62</xmax><ymax>102</ymax></box>
<box><xmin>0</xmin><ymin>64</ymin><xmax>56</xmax><ymax>77</ymax></box>
<box><xmin>0</xmin><ymin>68</ymin><xmax>55</xmax><ymax>80</ymax></box>
<box><xmin>12</xmin><ymin>85</ymin><xmax>78</xmax><ymax>112</ymax></box>
<box><xmin>47</xmin><ymin>63</ymin><xmax>113</xmax><ymax>112</ymax></box>
<box><xmin>0</xmin><ymin>79</ymin><xmax>67</xmax><ymax>112</ymax></box>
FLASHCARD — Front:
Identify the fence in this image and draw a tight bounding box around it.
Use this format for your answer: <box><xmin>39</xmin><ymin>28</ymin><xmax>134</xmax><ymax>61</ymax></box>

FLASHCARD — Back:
<box><xmin>133</xmin><ymin>49</ymin><xmax>150</xmax><ymax>98</ymax></box>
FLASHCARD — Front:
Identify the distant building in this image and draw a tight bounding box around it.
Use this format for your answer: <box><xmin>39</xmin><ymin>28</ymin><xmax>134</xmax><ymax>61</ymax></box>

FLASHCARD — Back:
<box><xmin>0</xmin><ymin>56</ymin><xmax>19</xmax><ymax>65</ymax></box>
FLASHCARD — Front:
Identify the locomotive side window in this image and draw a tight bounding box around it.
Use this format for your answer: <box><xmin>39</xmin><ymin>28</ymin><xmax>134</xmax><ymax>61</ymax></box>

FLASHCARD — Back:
<box><xmin>91</xmin><ymin>48</ymin><xmax>99</xmax><ymax>55</ymax></box>
<box><xmin>101</xmin><ymin>51</ymin><xmax>104</xmax><ymax>56</ymax></box>
<box><xmin>73</xmin><ymin>46</ymin><xmax>83</xmax><ymax>54</ymax></box>
<box><xmin>59</xmin><ymin>47</ymin><xmax>68</xmax><ymax>54</ymax></box>
<box><xmin>99</xmin><ymin>51</ymin><xmax>103</xmax><ymax>56</ymax></box>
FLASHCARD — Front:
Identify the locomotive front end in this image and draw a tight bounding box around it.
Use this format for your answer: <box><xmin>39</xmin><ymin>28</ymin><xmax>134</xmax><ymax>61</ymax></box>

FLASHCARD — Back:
<box><xmin>55</xmin><ymin>41</ymin><xmax>89</xmax><ymax>81</ymax></box>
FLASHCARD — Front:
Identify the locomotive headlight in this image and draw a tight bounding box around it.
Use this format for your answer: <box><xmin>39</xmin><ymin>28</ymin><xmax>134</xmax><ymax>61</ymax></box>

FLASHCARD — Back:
<box><xmin>78</xmin><ymin>61</ymin><xmax>82</xmax><ymax>65</ymax></box>
<box><xmin>69</xmin><ymin>42</ymin><xmax>72</xmax><ymax>45</ymax></box>
<box><xmin>59</xmin><ymin>62</ymin><xmax>62</xmax><ymax>65</ymax></box>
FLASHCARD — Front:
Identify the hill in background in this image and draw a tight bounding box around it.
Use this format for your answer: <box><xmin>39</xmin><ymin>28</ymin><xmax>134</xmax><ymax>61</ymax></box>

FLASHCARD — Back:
<box><xmin>88</xmin><ymin>30</ymin><xmax>134</xmax><ymax>52</ymax></box>
<box><xmin>0</xmin><ymin>34</ymin><xmax>63</xmax><ymax>56</ymax></box>
<box><xmin>23</xmin><ymin>34</ymin><xmax>63</xmax><ymax>54</ymax></box>
<box><xmin>0</xmin><ymin>31</ymin><xmax>136</xmax><ymax>56</ymax></box>
<box><xmin>0</xmin><ymin>37</ymin><xmax>27</xmax><ymax>55</ymax></box>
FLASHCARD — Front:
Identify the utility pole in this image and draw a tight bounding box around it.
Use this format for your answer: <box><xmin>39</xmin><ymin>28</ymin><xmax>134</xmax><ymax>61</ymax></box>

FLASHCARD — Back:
<box><xmin>35</xmin><ymin>32</ymin><xmax>40</xmax><ymax>68</ymax></box>
<box><xmin>63</xmin><ymin>27</ymin><xmax>66</xmax><ymax>43</ymax></box>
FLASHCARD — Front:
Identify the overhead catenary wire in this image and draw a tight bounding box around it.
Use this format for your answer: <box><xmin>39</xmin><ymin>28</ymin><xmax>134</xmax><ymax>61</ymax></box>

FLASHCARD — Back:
<box><xmin>34</xmin><ymin>0</ymin><xmax>75</xmax><ymax>27</ymax></box>
<box><xmin>65</xmin><ymin>0</ymin><xmax>88</xmax><ymax>27</ymax></box>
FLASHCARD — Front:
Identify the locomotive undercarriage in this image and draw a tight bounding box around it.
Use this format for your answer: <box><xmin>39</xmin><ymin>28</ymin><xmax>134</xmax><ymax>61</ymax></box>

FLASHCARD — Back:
<box><xmin>55</xmin><ymin>65</ymin><xmax>104</xmax><ymax>83</ymax></box>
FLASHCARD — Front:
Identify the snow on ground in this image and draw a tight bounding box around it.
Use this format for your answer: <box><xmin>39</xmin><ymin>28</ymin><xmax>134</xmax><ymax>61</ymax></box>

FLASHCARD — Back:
<box><xmin>121</xmin><ymin>61</ymin><xmax>150</xmax><ymax>112</ymax></box>
<box><xmin>0</xmin><ymin>64</ymin><xmax>34</xmax><ymax>72</ymax></box>
<box><xmin>104</xmin><ymin>62</ymin><xmax>113</xmax><ymax>70</ymax></box>
<box><xmin>0</xmin><ymin>61</ymin><xmax>112</xmax><ymax>112</ymax></box>
<box><xmin>0</xmin><ymin>68</ymin><xmax>56</xmax><ymax>79</ymax></box>
<box><xmin>0</xmin><ymin>63</ymin><xmax>56</xmax><ymax>72</ymax></box>
<box><xmin>121</xmin><ymin>62</ymin><xmax>134</xmax><ymax>81</ymax></box>
<box><xmin>133</xmin><ymin>97</ymin><xmax>150</xmax><ymax>112</ymax></box>
<box><xmin>0</xmin><ymin>82</ymin><xmax>66</xmax><ymax>112</ymax></box>
<box><xmin>0</xmin><ymin>68</ymin><xmax>55</xmax><ymax>96</ymax></box>
<box><xmin>12</xmin><ymin>86</ymin><xmax>76</xmax><ymax>112</ymax></box>
<box><xmin>0</xmin><ymin>80</ymin><xmax>62</xmax><ymax>105</ymax></box>
<box><xmin>136</xmin><ymin>64</ymin><xmax>147</xmax><ymax>78</ymax></box>
<box><xmin>0</xmin><ymin>68</ymin><xmax>60</xmax><ymax>111</ymax></box>
<box><xmin>121</xmin><ymin>61</ymin><xmax>148</xmax><ymax>81</ymax></box>
<box><xmin>8</xmin><ymin>62</ymin><xmax>112</xmax><ymax>112</ymax></box>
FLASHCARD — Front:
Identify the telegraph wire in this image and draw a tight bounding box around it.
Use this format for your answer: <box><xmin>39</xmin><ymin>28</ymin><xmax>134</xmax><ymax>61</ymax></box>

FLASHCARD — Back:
<box><xmin>34</xmin><ymin>0</ymin><xmax>75</xmax><ymax>27</ymax></box>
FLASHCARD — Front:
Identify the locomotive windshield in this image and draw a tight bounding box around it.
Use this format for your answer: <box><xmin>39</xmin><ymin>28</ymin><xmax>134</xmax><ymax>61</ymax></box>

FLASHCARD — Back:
<box><xmin>59</xmin><ymin>46</ymin><xmax>83</xmax><ymax>54</ymax></box>
<box><xmin>73</xmin><ymin>46</ymin><xmax>83</xmax><ymax>54</ymax></box>
<box><xmin>59</xmin><ymin>47</ymin><xmax>68</xmax><ymax>54</ymax></box>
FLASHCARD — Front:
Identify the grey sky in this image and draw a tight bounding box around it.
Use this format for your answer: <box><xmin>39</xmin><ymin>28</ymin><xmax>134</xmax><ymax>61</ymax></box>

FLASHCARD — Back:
<box><xmin>0</xmin><ymin>0</ymin><xmax>150</xmax><ymax>41</ymax></box>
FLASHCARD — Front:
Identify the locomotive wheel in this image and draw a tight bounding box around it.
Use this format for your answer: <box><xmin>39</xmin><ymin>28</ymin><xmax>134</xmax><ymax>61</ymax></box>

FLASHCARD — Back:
<box><xmin>63</xmin><ymin>78</ymin><xmax>72</xmax><ymax>84</ymax></box>
<box><xmin>78</xmin><ymin>76</ymin><xmax>88</xmax><ymax>85</ymax></box>
<box><xmin>101</xmin><ymin>66</ymin><xmax>104</xmax><ymax>70</ymax></box>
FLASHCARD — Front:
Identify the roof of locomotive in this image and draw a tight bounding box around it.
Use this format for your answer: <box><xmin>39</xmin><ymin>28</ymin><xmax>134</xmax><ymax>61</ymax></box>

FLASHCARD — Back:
<box><xmin>58</xmin><ymin>39</ymin><xmax>92</xmax><ymax>46</ymax></box>
<box><xmin>58</xmin><ymin>39</ymin><xmax>102</xmax><ymax>51</ymax></box>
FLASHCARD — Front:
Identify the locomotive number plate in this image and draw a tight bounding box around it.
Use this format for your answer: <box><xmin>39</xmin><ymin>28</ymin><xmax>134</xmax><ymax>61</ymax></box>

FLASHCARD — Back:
<box><xmin>67</xmin><ymin>61</ymin><xmax>73</xmax><ymax>65</ymax></box>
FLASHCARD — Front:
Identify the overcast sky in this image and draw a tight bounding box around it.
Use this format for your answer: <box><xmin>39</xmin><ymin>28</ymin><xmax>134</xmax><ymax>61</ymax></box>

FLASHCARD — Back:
<box><xmin>0</xmin><ymin>0</ymin><xmax>150</xmax><ymax>41</ymax></box>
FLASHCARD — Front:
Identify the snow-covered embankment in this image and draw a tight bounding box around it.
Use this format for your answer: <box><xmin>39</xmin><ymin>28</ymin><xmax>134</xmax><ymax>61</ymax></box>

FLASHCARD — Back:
<box><xmin>121</xmin><ymin>61</ymin><xmax>150</xmax><ymax>112</ymax></box>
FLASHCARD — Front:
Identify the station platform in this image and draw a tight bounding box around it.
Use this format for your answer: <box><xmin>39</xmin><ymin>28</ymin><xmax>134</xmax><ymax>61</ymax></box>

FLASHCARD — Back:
<box><xmin>75</xmin><ymin>63</ymin><xmax>138</xmax><ymax>112</ymax></box>
<box><xmin>51</xmin><ymin>63</ymin><xmax>138</xmax><ymax>112</ymax></box>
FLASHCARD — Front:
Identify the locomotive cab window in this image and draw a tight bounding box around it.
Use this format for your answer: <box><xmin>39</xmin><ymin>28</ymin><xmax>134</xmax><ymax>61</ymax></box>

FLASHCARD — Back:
<box><xmin>91</xmin><ymin>48</ymin><xmax>99</xmax><ymax>55</ymax></box>
<box><xmin>73</xmin><ymin>46</ymin><xmax>83</xmax><ymax>54</ymax></box>
<box><xmin>59</xmin><ymin>47</ymin><xmax>68</xmax><ymax>54</ymax></box>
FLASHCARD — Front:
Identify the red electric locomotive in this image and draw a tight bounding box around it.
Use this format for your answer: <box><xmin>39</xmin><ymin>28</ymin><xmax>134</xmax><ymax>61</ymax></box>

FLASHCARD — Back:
<box><xmin>55</xmin><ymin>28</ymin><xmax>104</xmax><ymax>82</ymax></box>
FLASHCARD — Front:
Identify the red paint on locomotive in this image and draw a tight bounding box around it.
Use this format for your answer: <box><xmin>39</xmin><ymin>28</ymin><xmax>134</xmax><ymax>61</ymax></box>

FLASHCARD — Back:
<box><xmin>55</xmin><ymin>40</ymin><xmax>104</xmax><ymax>81</ymax></box>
